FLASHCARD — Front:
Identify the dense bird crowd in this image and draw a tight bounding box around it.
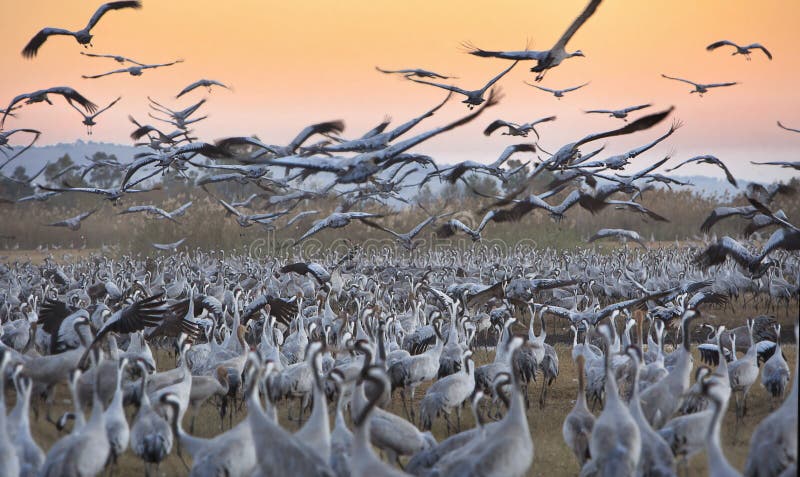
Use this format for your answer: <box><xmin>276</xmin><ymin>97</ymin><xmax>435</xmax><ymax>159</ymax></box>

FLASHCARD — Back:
<box><xmin>0</xmin><ymin>245</ymin><xmax>798</xmax><ymax>476</ymax></box>
<box><xmin>0</xmin><ymin>0</ymin><xmax>798</xmax><ymax>476</ymax></box>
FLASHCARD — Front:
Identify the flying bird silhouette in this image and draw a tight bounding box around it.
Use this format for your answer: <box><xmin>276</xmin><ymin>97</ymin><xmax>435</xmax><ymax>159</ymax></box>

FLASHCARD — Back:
<box><xmin>22</xmin><ymin>1</ymin><xmax>143</xmax><ymax>58</ymax></box>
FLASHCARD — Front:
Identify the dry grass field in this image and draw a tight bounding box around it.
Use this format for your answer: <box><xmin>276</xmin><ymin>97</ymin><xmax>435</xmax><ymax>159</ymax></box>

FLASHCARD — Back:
<box><xmin>6</xmin><ymin>302</ymin><xmax>796</xmax><ymax>477</ymax></box>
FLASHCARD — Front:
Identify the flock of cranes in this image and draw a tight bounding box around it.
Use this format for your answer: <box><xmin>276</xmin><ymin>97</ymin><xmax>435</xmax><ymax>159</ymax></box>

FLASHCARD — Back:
<box><xmin>0</xmin><ymin>0</ymin><xmax>798</xmax><ymax>476</ymax></box>
<box><xmin>0</xmin><ymin>244</ymin><xmax>798</xmax><ymax>477</ymax></box>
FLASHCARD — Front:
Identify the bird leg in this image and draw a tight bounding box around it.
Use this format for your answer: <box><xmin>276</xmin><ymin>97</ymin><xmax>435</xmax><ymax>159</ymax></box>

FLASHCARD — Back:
<box><xmin>409</xmin><ymin>385</ymin><xmax>418</xmax><ymax>423</ymax></box>
<box><xmin>400</xmin><ymin>388</ymin><xmax>411</xmax><ymax>420</ymax></box>
<box><xmin>539</xmin><ymin>379</ymin><xmax>548</xmax><ymax>409</ymax></box>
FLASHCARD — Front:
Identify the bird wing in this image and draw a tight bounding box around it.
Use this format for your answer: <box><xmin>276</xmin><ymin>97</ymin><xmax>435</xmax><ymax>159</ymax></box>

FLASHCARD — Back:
<box><xmin>376</xmin><ymin>89</ymin><xmax>499</xmax><ymax>161</ymax></box>
<box><xmin>141</xmin><ymin>59</ymin><xmax>184</xmax><ymax>70</ymax></box>
<box><xmin>217</xmin><ymin>198</ymin><xmax>243</xmax><ymax>218</ymax></box>
<box><xmin>121</xmin><ymin>155</ymin><xmax>161</xmax><ymax>187</ymax></box>
<box><xmin>661</xmin><ymin>74</ymin><xmax>697</xmax><ymax>86</ymax></box>
<box><xmin>176</xmin><ymin>80</ymin><xmax>202</xmax><ymax>98</ymax></box>
<box><xmin>675</xmin><ymin>155</ymin><xmax>736</xmax><ymax>187</ymax></box>
<box><xmin>705</xmin><ymin>81</ymin><xmax>738</xmax><ymax>88</ymax></box>
<box><xmin>129</xmin><ymin>123</ymin><xmax>165</xmax><ymax>140</ymax></box>
<box><xmin>777</xmin><ymin>121</ymin><xmax>800</xmax><ymax>134</ymax></box>
<box><xmin>77</xmin><ymin>208</ymin><xmax>98</xmax><ymax>221</ymax></box>
<box><xmin>575</xmin><ymin>107</ymin><xmax>674</xmax><ymax>147</ymax></box>
<box><xmin>22</xmin><ymin>28</ymin><xmax>75</xmax><ymax>58</ymax></box>
<box><xmin>178</xmin><ymin>98</ymin><xmax>207</xmax><ymax>118</ymax></box>
<box><xmin>1</xmin><ymin>94</ymin><xmax>36</xmax><ymax>127</ymax></box>
<box><xmin>85</xmin><ymin>1</ymin><xmax>142</xmax><ymax>31</ymax></box>
<box><xmin>695</xmin><ymin>236</ymin><xmax>759</xmax><ymax>270</ymax></box>
<box><xmin>552</xmin><ymin>0</ymin><xmax>603</xmax><ymax>50</ymax></box>
<box><xmin>375</xmin><ymin>66</ymin><xmax>410</xmax><ymax>74</ymax></box>
<box><xmin>438</xmin><ymin>219</ymin><xmax>478</xmax><ymax>239</ymax></box>
<box><xmin>39</xmin><ymin>298</ymin><xmax>76</xmax><ymax>336</ymax></box>
<box><xmin>562</xmin><ymin>82</ymin><xmax>590</xmax><ymax>93</ymax></box>
<box><xmin>748</xmin><ymin>44</ymin><xmax>772</xmax><ymax>60</ymax></box>
<box><xmin>526</xmin><ymin>83</ymin><xmax>556</xmax><ymax>93</ymax></box>
<box><xmin>540</xmin><ymin>305</ymin><xmax>573</xmax><ymax>321</ymax></box>
<box><xmin>700</xmin><ymin>207</ymin><xmax>737</xmax><ymax>233</ymax></box>
<box><xmin>117</xmin><ymin>205</ymin><xmax>154</xmax><ymax>215</ymax></box>
<box><xmin>82</xmin><ymin>67</ymin><xmax>132</xmax><ymax>79</ymax></box>
<box><xmin>46</xmin><ymin>218</ymin><xmax>72</xmax><ymax>227</ymax></box>
<box><xmin>461</xmin><ymin>41</ymin><xmax>547</xmax><ymax>60</ymax></box>
<box><xmin>706</xmin><ymin>40</ymin><xmax>737</xmax><ymax>51</ymax></box>
<box><xmin>585</xmin><ymin>109</ymin><xmax>613</xmax><ymax>114</ymax></box>
<box><xmin>147</xmin><ymin>96</ymin><xmax>177</xmax><ymax>115</ymax></box>
<box><xmin>479</xmin><ymin>61</ymin><xmax>519</xmax><ymax>92</ymax></box>
<box><xmin>488</xmin><ymin>143</ymin><xmax>537</xmax><ymax>169</ymax></box>
<box><xmin>96</xmin><ymin>292</ymin><xmax>166</xmax><ymax>338</ymax></box>
<box><xmin>287</xmin><ymin>120</ymin><xmax>346</xmax><ymax>153</ymax></box>
<box><xmin>92</xmin><ymin>96</ymin><xmax>122</xmax><ymax>117</ymax></box>
<box><xmin>587</xmin><ymin>229</ymin><xmax>614</xmax><ymax>242</ymax></box>
<box><xmin>607</xmin><ymin>200</ymin><xmax>669</xmax><ymax>222</ymax></box>
<box><xmin>476</xmin><ymin>210</ymin><xmax>496</xmax><ymax>233</ymax></box>
<box><xmin>623</xmin><ymin>103</ymin><xmax>652</xmax><ymax>113</ymax></box>
<box><xmin>407</xmin><ymin>216</ymin><xmax>436</xmax><ymax>239</ymax></box>
<box><xmin>215</xmin><ymin>136</ymin><xmax>278</xmax><ymax>155</ymax></box>
<box><xmin>483</xmin><ymin>119</ymin><xmax>513</xmax><ymax>136</ymax></box>
<box><xmin>48</xmin><ymin>87</ymin><xmax>98</xmax><ymax>113</ymax></box>
<box><xmin>151</xmin><ymin>238</ymin><xmax>185</xmax><ymax>250</ymax></box>
<box><xmin>407</xmin><ymin>78</ymin><xmax>471</xmax><ymax>97</ymax></box>
<box><xmin>530</xmin><ymin>115</ymin><xmax>557</xmax><ymax>126</ymax></box>
<box><xmin>359</xmin><ymin>116</ymin><xmax>392</xmax><ymax>139</ymax></box>
<box><xmin>297</xmin><ymin>217</ymin><xmax>333</xmax><ymax>243</ymax></box>
<box><xmin>170</xmin><ymin>201</ymin><xmax>193</xmax><ymax>216</ymax></box>
<box><xmin>760</xmin><ymin>228</ymin><xmax>800</xmax><ymax>259</ymax></box>
<box><xmin>360</xmin><ymin>218</ymin><xmax>401</xmax><ymax>239</ymax></box>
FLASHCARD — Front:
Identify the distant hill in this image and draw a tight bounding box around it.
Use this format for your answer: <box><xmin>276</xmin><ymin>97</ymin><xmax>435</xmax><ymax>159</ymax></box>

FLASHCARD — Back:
<box><xmin>7</xmin><ymin>140</ymin><xmax>139</xmax><ymax>171</ymax></box>
<box><xmin>7</xmin><ymin>141</ymin><xmax>748</xmax><ymax>198</ymax></box>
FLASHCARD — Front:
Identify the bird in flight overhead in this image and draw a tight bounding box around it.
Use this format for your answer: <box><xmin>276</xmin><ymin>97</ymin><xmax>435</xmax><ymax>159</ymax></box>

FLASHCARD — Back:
<box><xmin>585</xmin><ymin>104</ymin><xmax>652</xmax><ymax>121</ymax></box>
<box><xmin>483</xmin><ymin>116</ymin><xmax>556</xmax><ymax>139</ymax></box>
<box><xmin>407</xmin><ymin>61</ymin><xmax>518</xmax><ymax>108</ymax></box>
<box><xmin>1</xmin><ymin>87</ymin><xmax>97</xmax><ymax>129</ymax></box>
<box><xmin>82</xmin><ymin>59</ymin><xmax>184</xmax><ymax>79</ymax></box>
<box><xmin>525</xmin><ymin>82</ymin><xmax>589</xmax><ymax>99</ymax></box>
<box><xmin>661</xmin><ymin>74</ymin><xmax>738</xmax><ymax>96</ymax></box>
<box><xmin>176</xmin><ymin>79</ymin><xmax>231</xmax><ymax>98</ymax></box>
<box><xmin>375</xmin><ymin>66</ymin><xmax>456</xmax><ymax>79</ymax></box>
<box><xmin>68</xmin><ymin>96</ymin><xmax>121</xmax><ymax>135</ymax></box>
<box><xmin>21</xmin><ymin>1</ymin><xmax>143</xmax><ymax>58</ymax></box>
<box><xmin>706</xmin><ymin>40</ymin><xmax>772</xmax><ymax>60</ymax></box>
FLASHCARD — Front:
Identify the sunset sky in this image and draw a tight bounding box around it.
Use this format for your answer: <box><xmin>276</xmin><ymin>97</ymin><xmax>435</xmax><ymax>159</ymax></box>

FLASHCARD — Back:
<box><xmin>1</xmin><ymin>0</ymin><xmax>799</xmax><ymax>182</ymax></box>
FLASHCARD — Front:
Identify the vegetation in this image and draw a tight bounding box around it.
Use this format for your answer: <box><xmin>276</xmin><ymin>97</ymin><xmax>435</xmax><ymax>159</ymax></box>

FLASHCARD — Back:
<box><xmin>1</xmin><ymin>154</ymin><xmax>798</xmax><ymax>256</ymax></box>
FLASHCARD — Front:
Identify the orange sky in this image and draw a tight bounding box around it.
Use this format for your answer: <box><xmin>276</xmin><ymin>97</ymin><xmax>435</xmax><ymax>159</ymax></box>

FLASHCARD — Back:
<box><xmin>1</xmin><ymin>0</ymin><xmax>799</xmax><ymax>182</ymax></box>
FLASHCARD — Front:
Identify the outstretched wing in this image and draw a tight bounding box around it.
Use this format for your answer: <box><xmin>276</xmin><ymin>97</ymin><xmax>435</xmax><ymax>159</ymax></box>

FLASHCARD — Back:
<box><xmin>748</xmin><ymin>43</ymin><xmax>772</xmax><ymax>60</ymax></box>
<box><xmin>407</xmin><ymin>78</ymin><xmax>471</xmax><ymax>97</ymax></box>
<box><xmin>480</xmin><ymin>61</ymin><xmax>519</xmax><ymax>92</ymax></box>
<box><xmin>706</xmin><ymin>40</ymin><xmax>737</xmax><ymax>51</ymax></box>
<box><xmin>661</xmin><ymin>74</ymin><xmax>697</xmax><ymax>86</ymax></box>
<box><xmin>576</xmin><ymin>107</ymin><xmax>674</xmax><ymax>147</ymax></box>
<box><xmin>483</xmin><ymin>119</ymin><xmax>513</xmax><ymax>136</ymax></box>
<box><xmin>85</xmin><ymin>1</ymin><xmax>143</xmax><ymax>31</ymax></box>
<box><xmin>706</xmin><ymin>81</ymin><xmax>738</xmax><ymax>89</ymax></box>
<box><xmin>552</xmin><ymin>0</ymin><xmax>603</xmax><ymax>50</ymax></box>
<box><xmin>562</xmin><ymin>82</ymin><xmax>590</xmax><ymax>93</ymax></box>
<box><xmin>49</xmin><ymin>87</ymin><xmax>98</xmax><ymax>113</ymax></box>
<box><xmin>22</xmin><ymin>28</ymin><xmax>75</xmax><ymax>58</ymax></box>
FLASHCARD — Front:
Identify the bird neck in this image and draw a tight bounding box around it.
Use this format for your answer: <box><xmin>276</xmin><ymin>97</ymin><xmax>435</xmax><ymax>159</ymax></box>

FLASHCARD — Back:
<box><xmin>576</xmin><ymin>359</ymin><xmax>588</xmax><ymax>410</ymax></box>
<box><xmin>706</xmin><ymin>397</ymin><xmax>731</xmax><ymax>473</ymax></box>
